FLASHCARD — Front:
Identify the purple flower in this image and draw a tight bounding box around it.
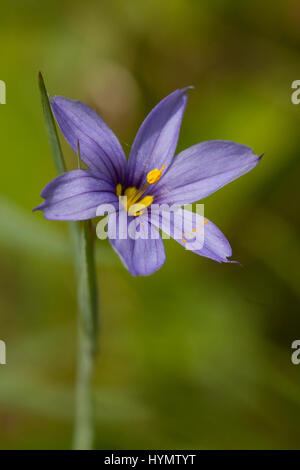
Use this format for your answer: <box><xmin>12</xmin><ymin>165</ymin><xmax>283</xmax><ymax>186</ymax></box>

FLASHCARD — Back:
<box><xmin>34</xmin><ymin>88</ymin><xmax>261</xmax><ymax>276</ymax></box>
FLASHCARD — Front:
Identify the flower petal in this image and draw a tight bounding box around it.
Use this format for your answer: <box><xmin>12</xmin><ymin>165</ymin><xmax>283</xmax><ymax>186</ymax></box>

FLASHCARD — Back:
<box><xmin>51</xmin><ymin>96</ymin><xmax>127</xmax><ymax>184</ymax></box>
<box><xmin>34</xmin><ymin>169</ymin><xmax>118</xmax><ymax>221</ymax></box>
<box><xmin>108</xmin><ymin>211</ymin><xmax>166</xmax><ymax>276</ymax></box>
<box><xmin>126</xmin><ymin>88</ymin><xmax>190</xmax><ymax>188</ymax></box>
<box><xmin>150</xmin><ymin>209</ymin><xmax>233</xmax><ymax>263</ymax></box>
<box><xmin>153</xmin><ymin>140</ymin><xmax>261</xmax><ymax>204</ymax></box>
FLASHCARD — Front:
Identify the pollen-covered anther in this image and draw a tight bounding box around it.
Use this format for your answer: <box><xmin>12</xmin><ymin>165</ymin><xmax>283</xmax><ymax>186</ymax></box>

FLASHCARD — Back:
<box><xmin>116</xmin><ymin>183</ymin><xmax>122</xmax><ymax>197</ymax></box>
<box><xmin>146</xmin><ymin>165</ymin><xmax>166</xmax><ymax>184</ymax></box>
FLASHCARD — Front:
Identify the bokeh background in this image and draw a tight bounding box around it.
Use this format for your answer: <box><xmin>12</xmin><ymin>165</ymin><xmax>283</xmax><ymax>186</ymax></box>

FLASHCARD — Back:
<box><xmin>0</xmin><ymin>0</ymin><xmax>300</xmax><ymax>450</ymax></box>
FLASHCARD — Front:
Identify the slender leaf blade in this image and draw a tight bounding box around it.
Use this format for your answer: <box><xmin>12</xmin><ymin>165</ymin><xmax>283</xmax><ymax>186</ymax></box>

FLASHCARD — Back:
<box><xmin>38</xmin><ymin>72</ymin><xmax>66</xmax><ymax>174</ymax></box>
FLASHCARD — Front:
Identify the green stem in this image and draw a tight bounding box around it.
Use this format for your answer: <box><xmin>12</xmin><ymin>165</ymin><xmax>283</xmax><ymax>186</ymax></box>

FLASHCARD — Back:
<box><xmin>73</xmin><ymin>221</ymin><xmax>98</xmax><ymax>450</ymax></box>
<box><xmin>39</xmin><ymin>73</ymin><xmax>99</xmax><ymax>450</ymax></box>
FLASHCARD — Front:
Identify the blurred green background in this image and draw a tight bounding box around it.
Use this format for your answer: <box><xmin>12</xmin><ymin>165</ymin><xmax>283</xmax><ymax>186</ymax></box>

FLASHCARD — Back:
<box><xmin>0</xmin><ymin>0</ymin><xmax>300</xmax><ymax>450</ymax></box>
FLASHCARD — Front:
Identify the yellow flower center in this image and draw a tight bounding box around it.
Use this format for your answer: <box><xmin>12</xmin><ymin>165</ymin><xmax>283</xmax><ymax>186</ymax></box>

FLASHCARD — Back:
<box><xmin>115</xmin><ymin>165</ymin><xmax>166</xmax><ymax>216</ymax></box>
<box><xmin>116</xmin><ymin>185</ymin><xmax>153</xmax><ymax>216</ymax></box>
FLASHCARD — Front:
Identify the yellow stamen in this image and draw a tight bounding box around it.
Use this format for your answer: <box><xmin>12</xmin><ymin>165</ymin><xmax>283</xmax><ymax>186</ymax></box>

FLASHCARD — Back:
<box><xmin>116</xmin><ymin>183</ymin><xmax>122</xmax><ymax>197</ymax></box>
<box><xmin>147</xmin><ymin>165</ymin><xmax>166</xmax><ymax>184</ymax></box>
<box><xmin>124</xmin><ymin>187</ymin><xmax>137</xmax><ymax>202</ymax></box>
<box><xmin>118</xmin><ymin>186</ymin><xmax>153</xmax><ymax>216</ymax></box>
<box><xmin>128</xmin><ymin>195</ymin><xmax>153</xmax><ymax>216</ymax></box>
<box><xmin>138</xmin><ymin>195</ymin><xmax>154</xmax><ymax>208</ymax></box>
<box><xmin>116</xmin><ymin>164</ymin><xmax>164</xmax><ymax>215</ymax></box>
